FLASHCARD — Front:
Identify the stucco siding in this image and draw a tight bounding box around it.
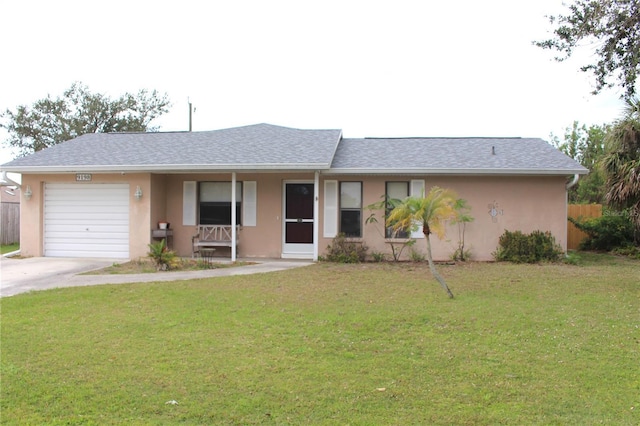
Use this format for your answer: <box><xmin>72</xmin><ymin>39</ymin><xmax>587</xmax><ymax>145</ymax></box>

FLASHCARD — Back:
<box><xmin>19</xmin><ymin>175</ymin><xmax>43</xmax><ymax>257</ymax></box>
<box><xmin>18</xmin><ymin>172</ymin><xmax>568</xmax><ymax>261</ymax></box>
<box><xmin>319</xmin><ymin>175</ymin><xmax>567</xmax><ymax>262</ymax></box>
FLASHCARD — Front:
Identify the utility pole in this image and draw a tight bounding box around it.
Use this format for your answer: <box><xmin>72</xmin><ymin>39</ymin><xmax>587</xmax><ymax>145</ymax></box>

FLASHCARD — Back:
<box><xmin>188</xmin><ymin>99</ymin><xmax>193</xmax><ymax>132</ymax></box>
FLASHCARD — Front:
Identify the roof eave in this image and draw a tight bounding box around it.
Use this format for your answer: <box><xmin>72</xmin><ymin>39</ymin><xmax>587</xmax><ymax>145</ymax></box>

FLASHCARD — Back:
<box><xmin>2</xmin><ymin>165</ymin><xmax>589</xmax><ymax>176</ymax></box>
<box><xmin>1</xmin><ymin>163</ymin><xmax>332</xmax><ymax>174</ymax></box>
<box><xmin>324</xmin><ymin>167</ymin><xmax>589</xmax><ymax>175</ymax></box>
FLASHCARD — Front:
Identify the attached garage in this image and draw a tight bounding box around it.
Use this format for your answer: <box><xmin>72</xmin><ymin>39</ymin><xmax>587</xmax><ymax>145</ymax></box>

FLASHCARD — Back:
<box><xmin>44</xmin><ymin>183</ymin><xmax>130</xmax><ymax>258</ymax></box>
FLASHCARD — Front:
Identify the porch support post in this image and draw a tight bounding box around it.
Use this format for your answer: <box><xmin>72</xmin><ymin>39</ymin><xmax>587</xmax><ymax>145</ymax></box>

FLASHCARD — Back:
<box><xmin>313</xmin><ymin>171</ymin><xmax>319</xmax><ymax>261</ymax></box>
<box><xmin>231</xmin><ymin>172</ymin><xmax>237</xmax><ymax>261</ymax></box>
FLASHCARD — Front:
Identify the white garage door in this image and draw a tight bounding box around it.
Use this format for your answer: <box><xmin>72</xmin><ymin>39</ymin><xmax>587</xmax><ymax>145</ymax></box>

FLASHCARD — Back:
<box><xmin>44</xmin><ymin>183</ymin><xmax>130</xmax><ymax>258</ymax></box>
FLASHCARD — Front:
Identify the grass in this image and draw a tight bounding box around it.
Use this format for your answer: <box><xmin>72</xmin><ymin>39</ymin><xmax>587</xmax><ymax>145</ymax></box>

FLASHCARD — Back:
<box><xmin>0</xmin><ymin>243</ymin><xmax>19</xmax><ymax>254</ymax></box>
<box><xmin>1</xmin><ymin>254</ymin><xmax>638</xmax><ymax>425</ymax></box>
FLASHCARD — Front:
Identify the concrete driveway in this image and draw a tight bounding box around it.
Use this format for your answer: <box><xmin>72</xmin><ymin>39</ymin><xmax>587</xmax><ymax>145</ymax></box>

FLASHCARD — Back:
<box><xmin>0</xmin><ymin>256</ymin><xmax>313</xmax><ymax>297</ymax></box>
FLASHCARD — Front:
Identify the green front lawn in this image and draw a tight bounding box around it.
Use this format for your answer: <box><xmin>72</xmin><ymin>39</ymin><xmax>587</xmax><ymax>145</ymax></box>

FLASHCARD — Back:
<box><xmin>1</xmin><ymin>255</ymin><xmax>638</xmax><ymax>425</ymax></box>
<box><xmin>0</xmin><ymin>243</ymin><xmax>19</xmax><ymax>254</ymax></box>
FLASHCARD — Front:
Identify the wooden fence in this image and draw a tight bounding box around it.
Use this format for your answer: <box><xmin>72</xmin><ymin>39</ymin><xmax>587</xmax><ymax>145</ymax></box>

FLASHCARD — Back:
<box><xmin>567</xmin><ymin>204</ymin><xmax>602</xmax><ymax>250</ymax></box>
<box><xmin>0</xmin><ymin>202</ymin><xmax>20</xmax><ymax>245</ymax></box>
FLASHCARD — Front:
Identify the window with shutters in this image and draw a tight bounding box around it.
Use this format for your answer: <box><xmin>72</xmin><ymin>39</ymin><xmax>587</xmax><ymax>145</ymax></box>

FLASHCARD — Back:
<box><xmin>199</xmin><ymin>182</ymin><xmax>242</xmax><ymax>225</ymax></box>
<box><xmin>339</xmin><ymin>182</ymin><xmax>362</xmax><ymax>237</ymax></box>
<box><xmin>385</xmin><ymin>181</ymin><xmax>410</xmax><ymax>238</ymax></box>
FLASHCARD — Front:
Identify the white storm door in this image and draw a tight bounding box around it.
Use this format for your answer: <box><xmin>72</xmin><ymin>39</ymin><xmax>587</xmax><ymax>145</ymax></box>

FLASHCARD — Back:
<box><xmin>282</xmin><ymin>182</ymin><xmax>314</xmax><ymax>258</ymax></box>
<box><xmin>44</xmin><ymin>183</ymin><xmax>130</xmax><ymax>258</ymax></box>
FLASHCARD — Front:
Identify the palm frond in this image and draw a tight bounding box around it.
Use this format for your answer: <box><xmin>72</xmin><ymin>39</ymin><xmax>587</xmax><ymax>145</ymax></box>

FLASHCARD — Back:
<box><xmin>386</xmin><ymin>186</ymin><xmax>458</xmax><ymax>239</ymax></box>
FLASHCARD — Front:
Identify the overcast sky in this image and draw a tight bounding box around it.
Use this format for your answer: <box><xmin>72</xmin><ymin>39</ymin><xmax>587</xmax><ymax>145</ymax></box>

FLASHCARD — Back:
<box><xmin>0</xmin><ymin>0</ymin><xmax>627</xmax><ymax>166</ymax></box>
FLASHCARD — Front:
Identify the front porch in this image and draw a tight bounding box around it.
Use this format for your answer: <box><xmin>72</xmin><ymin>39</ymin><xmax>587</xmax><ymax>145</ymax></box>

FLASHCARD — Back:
<box><xmin>153</xmin><ymin>171</ymin><xmax>324</xmax><ymax>261</ymax></box>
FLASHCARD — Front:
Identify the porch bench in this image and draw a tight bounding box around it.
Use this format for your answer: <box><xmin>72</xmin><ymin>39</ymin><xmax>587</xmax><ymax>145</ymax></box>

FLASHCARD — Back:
<box><xmin>192</xmin><ymin>225</ymin><xmax>240</xmax><ymax>258</ymax></box>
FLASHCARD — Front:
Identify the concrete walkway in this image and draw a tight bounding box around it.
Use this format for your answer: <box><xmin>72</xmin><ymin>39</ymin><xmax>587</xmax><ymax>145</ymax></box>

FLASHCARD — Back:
<box><xmin>0</xmin><ymin>256</ymin><xmax>313</xmax><ymax>297</ymax></box>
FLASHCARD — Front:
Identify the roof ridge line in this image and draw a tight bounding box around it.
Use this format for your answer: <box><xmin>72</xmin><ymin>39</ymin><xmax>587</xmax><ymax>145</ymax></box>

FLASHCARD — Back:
<box><xmin>362</xmin><ymin>136</ymin><xmax>524</xmax><ymax>140</ymax></box>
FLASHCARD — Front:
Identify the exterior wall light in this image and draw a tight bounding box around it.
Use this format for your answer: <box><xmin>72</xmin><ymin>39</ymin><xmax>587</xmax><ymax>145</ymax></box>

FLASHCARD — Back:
<box><xmin>134</xmin><ymin>185</ymin><xmax>143</xmax><ymax>200</ymax></box>
<box><xmin>24</xmin><ymin>185</ymin><xmax>32</xmax><ymax>200</ymax></box>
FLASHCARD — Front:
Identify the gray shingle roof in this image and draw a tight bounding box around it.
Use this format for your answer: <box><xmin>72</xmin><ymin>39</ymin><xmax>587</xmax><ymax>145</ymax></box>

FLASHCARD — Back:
<box><xmin>0</xmin><ymin>123</ymin><xmax>343</xmax><ymax>172</ymax></box>
<box><xmin>328</xmin><ymin>137</ymin><xmax>588</xmax><ymax>175</ymax></box>
<box><xmin>0</xmin><ymin>124</ymin><xmax>586</xmax><ymax>175</ymax></box>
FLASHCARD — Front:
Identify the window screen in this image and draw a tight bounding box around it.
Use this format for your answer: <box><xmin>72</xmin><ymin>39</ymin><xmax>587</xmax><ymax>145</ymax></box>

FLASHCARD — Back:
<box><xmin>199</xmin><ymin>182</ymin><xmax>242</xmax><ymax>225</ymax></box>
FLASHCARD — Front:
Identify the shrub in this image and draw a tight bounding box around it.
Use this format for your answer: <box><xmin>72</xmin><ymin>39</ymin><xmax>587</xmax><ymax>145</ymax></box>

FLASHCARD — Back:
<box><xmin>147</xmin><ymin>239</ymin><xmax>180</xmax><ymax>270</ymax></box>
<box><xmin>494</xmin><ymin>230</ymin><xmax>563</xmax><ymax>263</ymax></box>
<box><xmin>612</xmin><ymin>245</ymin><xmax>640</xmax><ymax>259</ymax></box>
<box><xmin>569</xmin><ymin>213</ymin><xmax>634</xmax><ymax>251</ymax></box>
<box><xmin>451</xmin><ymin>247</ymin><xmax>472</xmax><ymax>262</ymax></box>
<box><xmin>408</xmin><ymin>248</ymin><xmax>425</xmax><ymax>262</ymax></box>
<box><xmin>325</xmin><ymin>233</ymin><xmax>368</xmax><ymax>263</ymax></box>
<box><xmin>563</xmin><ymin>251</ymin><xmax>582</xmax><ymax>265</ymax></box>
<box><xmin>370</xmin><ymin>251</ymin><xmax>386</xmax><ymax>262</ymax></box>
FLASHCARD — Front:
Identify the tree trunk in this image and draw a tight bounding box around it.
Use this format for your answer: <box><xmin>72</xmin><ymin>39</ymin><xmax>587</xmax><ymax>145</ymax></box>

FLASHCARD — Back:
<box><xmin>425</xmin><ymin>234</ymin><xmax>455</xmax><ymax>298</ymax></box>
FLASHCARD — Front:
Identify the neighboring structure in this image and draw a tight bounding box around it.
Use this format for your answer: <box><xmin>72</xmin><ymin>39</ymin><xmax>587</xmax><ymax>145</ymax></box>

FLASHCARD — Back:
<box><xmin>0</xmin><ymin>123</ymin><xmax>587</xmax><ymax>261</ymax></box>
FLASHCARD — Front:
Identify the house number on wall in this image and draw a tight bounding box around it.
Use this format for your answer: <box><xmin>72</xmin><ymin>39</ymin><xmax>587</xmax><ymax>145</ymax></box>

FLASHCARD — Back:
<box><xmin>76</xmin><ymin>173</ymin><xmax>92</xmax><ymax>181</ymax></box>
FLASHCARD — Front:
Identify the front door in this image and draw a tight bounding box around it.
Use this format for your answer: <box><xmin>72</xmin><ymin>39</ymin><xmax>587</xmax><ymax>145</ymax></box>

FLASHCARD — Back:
<box><xmin>282</xmin><ymin>182</ymin><xmax>314</xmax><ymax>257</ymax></box>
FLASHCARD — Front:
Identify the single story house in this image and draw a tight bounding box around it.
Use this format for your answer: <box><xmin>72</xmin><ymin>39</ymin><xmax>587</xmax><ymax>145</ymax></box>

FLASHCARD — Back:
<box><xmin>0</xmin><ymin>123</ymin><xmax>587</xmax><ymax>261</ymax></box>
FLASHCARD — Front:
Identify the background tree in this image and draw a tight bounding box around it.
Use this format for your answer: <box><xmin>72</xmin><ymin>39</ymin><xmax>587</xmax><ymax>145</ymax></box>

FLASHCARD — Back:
<box><xmin>1</xmin><ymin>82</ymin><xmax>171</xmax><ymax>156</ymax></box>
<box><xmin>549</xmin><ymin>121</ymin><xmax>609</xmax><ymax>203</ymax></box>
<box><xmin>601</xmin><ymin>97</ymin><xmax>640</xmax><ymax>242</ymax></box>
<box><xmin>535</xmin><ymin>0</ymin><xmax>640</xmax><ymax>96</ymax></box>
<box><xmin>387</xmin><ymin>186</ymin><xmax>457</xmax><ymax>298</ymax></box>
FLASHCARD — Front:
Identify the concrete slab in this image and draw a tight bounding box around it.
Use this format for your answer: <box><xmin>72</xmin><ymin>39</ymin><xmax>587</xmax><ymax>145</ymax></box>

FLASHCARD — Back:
<box><xmin>0</xmin><ymin>257</ymin><xmax>313</xmax><ymax>297</ymax></box>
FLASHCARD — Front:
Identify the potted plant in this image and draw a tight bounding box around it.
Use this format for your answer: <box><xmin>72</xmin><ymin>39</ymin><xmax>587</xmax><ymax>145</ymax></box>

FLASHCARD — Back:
<box><xmin>158</xmin><ymin>221</ymin><xmax>169</xmax><ymax>229</ymax></box>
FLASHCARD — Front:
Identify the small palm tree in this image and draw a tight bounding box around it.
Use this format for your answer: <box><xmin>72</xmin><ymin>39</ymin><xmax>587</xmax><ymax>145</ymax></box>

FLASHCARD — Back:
<box><xmin>387</xmin><ymin>186</ymin><xmax>457</xmax><ymax>298</ymax></box>
<box><xmin>451</xmin><ymin>198</ymin><xmax>474</xmax><ymax>261</ymax></box>
<box><xmin>601</xmin><ymin>97</ymin><xmax>640</xmax><ymax>243</ymax></box>
<box><xmin>148</xmin><ymin>238</ymin><xmax>178</xmax><ymax>271</ymax></box>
